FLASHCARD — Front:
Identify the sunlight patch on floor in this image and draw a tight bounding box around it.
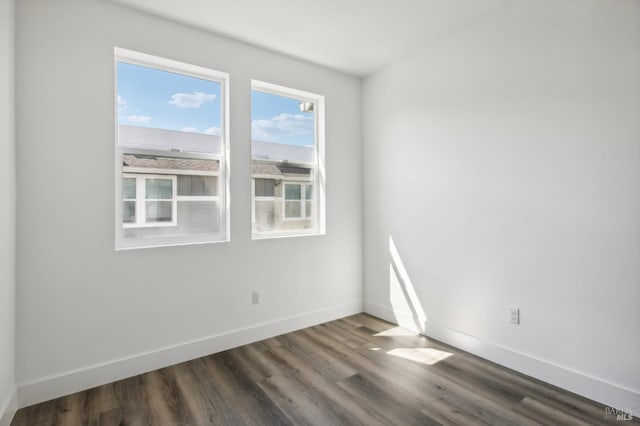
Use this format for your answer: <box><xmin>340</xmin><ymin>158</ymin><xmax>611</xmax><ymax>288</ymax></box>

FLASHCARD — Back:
<box><xmin>374</xmin><ymin>326</ymin><xmax>420</xmax><ymax>337</ymax></box>
<box><xmin>387</xmin><ymin>347</ymin><xmax>452</xmax><ymax>365</ymax></box>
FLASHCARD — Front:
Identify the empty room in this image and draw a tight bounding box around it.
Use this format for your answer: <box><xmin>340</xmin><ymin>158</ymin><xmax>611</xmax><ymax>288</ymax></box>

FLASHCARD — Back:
<box><xmin>1</xmin><ymin>0</ymin><xmax>639</xmax><ymax>424</ymax></box>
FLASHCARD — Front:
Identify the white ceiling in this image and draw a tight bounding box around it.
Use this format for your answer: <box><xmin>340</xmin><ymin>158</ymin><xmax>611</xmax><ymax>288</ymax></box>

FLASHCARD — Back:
<box><xmin>110</xmin><ymin>0</ymin><xmax>508</xmax><ymax>76</ymax></box>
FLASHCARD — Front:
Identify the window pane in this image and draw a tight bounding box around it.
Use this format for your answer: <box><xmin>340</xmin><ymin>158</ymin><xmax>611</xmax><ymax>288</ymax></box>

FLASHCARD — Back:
<box><xmin>250</xmin><ymin>81</ymin><xmax>322</xmax><ymax>238</ymax></box>
<box><xmin>254</xmin><ymin>200</ymin><xmax>276</xmax><ymax>231</ymax></box>
<box><xmin>116</xmin><ymin>49</ymin><xmax>228</xmax><ymax>248</ymax></box>
<box><xmin>117</xmin><ymin>62</ymin><xmax>222</xmax><ymax>154</ymax></box>
<box><xmin>285</xmin><ymin>201</ymin><xmax>301</xmax><ymax>218</ymax></box>
<box><xmin>255</xmin><ymin>178</ymin><xmax>275</xmax><ymax>197</ymax></box>
<box><xmin>285</xmin><ymin>184</ymin><xmax>301</xmax><ymax>200</ymax></box>
<box><xmin>123</xmin><ymin>201</ymin><xmax>136</xmax><ymax>223</ymax></box>
<box><xmin>146</xmin><ymin>179</ymin><xmax>173</xmax><ymax>199</ymax></box>
<box><xmin>251</xmin><ymin>91</ymin><xmax>315</xmax><ymax>151</ymax></box>
<box><xmin>123</xmin><ymin>178</ymin><xmax>136</xmax><ymax>199</ymax></box>
<box><xmin>146</xmin><ymin>201</ymin><xmax>172</xmax><ymax>222</ymax></box>
<box><xmin>178</xmin><ymin>175</ymin><xmax>218</xmax><ymax>196</ymax></box>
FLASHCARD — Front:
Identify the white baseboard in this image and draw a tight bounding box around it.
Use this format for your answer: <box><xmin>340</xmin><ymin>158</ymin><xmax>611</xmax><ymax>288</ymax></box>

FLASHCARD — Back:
<box><xmin>0</xmin><ymin>387</ymin><xmax>17</xmax><ymax>426</ymax></box>
<box><xmin>364</xmin><ymin>300</ymin><xmax>640</xmax><ymax>415</ymax></box>
<box><xmin>17</xmin><ymin>300</ymin><xmax>363</xmax><ymax>408</ymax></box>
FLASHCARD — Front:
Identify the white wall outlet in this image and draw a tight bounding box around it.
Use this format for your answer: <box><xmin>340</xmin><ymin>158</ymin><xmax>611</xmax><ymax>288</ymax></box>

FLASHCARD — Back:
<box><xmin>509</xmin><ymin>306</ymin><xmax>520</xmax><ymax>324</ymax></box>
<box><xmin>252</xmin><ymin>290</ymin><xmax>260</xmax><ymax>305</ymax></box>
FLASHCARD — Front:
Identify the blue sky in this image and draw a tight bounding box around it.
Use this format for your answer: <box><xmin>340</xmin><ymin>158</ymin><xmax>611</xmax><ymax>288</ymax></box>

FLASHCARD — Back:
<box><xmin>117</xmin><ymin>62</ymin><xmax>222</xmax><ymax>135</ymax></box>
<box><xmin>117</xmin><ymin>61</ymin><xmax>315</xmax><ymax>146</ymax></box>
<box><xmin>251</xmin><ymin>90</ymin><xmax>315</xmax><ymax>146</ymax></box>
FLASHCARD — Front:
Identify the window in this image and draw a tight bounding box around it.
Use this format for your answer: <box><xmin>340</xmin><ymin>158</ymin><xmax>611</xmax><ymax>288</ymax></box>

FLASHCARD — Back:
<box><xmin>283</xmin><ymin>183</ymin><xmax>313</xmax><ymax>219</ymax></box>
<box><xmin>251</xmin><ymin>80</ymin><xmax>325</xmax><ymax>238</ymax></box>
<box><xmin>123</xmin><ymin>174</ymin><xmax>177</xmax><ymax>227</ymax></box>
<box><xmin>115</xmin><ymin>48</ymin><xmax>229</xmax><ymax>249</ymax></box>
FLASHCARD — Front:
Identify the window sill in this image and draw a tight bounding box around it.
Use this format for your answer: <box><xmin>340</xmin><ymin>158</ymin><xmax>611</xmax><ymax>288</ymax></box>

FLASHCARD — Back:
<box><xmin>251</xmin><ymin>229</ymin><xmax>325</xmax><ymax>241</ymax></box>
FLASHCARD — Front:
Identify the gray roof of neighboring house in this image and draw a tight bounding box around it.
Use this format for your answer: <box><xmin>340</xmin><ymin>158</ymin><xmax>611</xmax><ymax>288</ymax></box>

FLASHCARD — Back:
<box><xmin>123</xmin><ymin>154</ymin><xmax>219</xmax><ymax>172</ymax></box>
<box><xmin>251</xmin><ymin>163</ymin><xmax>311</xmax><ymax>178</ymax></box>
<box><xmin>123</xmin><ymin>154</ymin><xmax>310</xmax><ymax>178</ymax></box>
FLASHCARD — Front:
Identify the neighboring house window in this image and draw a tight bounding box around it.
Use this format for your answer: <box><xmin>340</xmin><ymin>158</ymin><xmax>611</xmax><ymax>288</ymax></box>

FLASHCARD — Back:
<box><xmin>255</xmin><ymin>178</ymin><xmax>275</xmax><ymax>197</ymax></box>
<box><xmin>283</xmin><ymin>183</ymin><xmax>313</xmax><ymax>219</ymax></box>
<box><xmin>115</xmin><ymin>48</ymin><xmax>229</xmax><ymax>249</ymax></box>
<box><xmin>123</xmin><ymin>174</ymin><xmax>177</xmax><ymax>227</ymax></box>
<box><xmin>250</xmin><ymin>80</ymin><xmax>325</xmax><ymax>238</ymax></box>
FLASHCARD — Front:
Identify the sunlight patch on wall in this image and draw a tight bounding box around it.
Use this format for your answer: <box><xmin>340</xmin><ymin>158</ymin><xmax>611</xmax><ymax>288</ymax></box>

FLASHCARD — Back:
<box><xmin>389</xmin><ymin>236</ymin><xmax>428</xmax><ymax>332</ymax></box>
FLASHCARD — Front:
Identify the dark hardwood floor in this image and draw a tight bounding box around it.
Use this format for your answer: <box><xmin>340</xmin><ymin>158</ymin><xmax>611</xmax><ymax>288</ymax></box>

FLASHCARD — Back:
<box><xmin>12</xmin><ymin>314</ymin><xmax>638</xmax><ymax>425</ymax></box>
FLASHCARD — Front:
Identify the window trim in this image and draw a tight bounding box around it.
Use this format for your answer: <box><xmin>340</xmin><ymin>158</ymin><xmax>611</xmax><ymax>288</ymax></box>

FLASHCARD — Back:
<box><xmin>115</xmin><ymin>47</ymin><xmax>230</xmax><ymax>250</ymax></box>
<box><xmin>251</xmin><ymin>80</ymin><xmax>325</xmax><ymax>239</ymax></box>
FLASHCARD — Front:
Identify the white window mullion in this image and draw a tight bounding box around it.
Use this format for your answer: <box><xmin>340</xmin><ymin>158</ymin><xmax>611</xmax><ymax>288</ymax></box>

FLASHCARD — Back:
<box><xmin>172</xmin><ymin>176</ymin><xmax>178</xmax><ymax>225</ymax></box>
<box><xmin>251</xmin><ymin>178</ymin><xmax>256</xmax><ymax>224</ymax></box>
<box><xmin>136</xmin><ymin>176</ymin><xmax>145</xmax><ymax>226</ymax></box>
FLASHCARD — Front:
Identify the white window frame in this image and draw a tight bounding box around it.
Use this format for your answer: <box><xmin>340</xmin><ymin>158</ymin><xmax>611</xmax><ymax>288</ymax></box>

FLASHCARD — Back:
<box><xmin>114</xmin><ymin>47</ymin><xmax>230</xmax><ymax>250</ymax></box>
<box><xmin>251</xmin><ymin>80</ymin><xmax>325</xmax><ymax>239</ymax></box>
<box><xmin>123</xmin><ymin>174</ymin><xmax>177</xmax><ymax>228</ymax></box>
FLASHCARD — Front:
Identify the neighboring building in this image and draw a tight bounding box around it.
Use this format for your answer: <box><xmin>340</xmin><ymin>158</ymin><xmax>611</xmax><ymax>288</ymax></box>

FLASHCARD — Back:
<box><xmin>122</xmin><ymin>153</ymin><xmax>220</xmax><ymax>239</ymax></box>
<box><xmin>118</xmin><ymin>125</ymin><xmax>315</xmax><ymax>237</ymax></box>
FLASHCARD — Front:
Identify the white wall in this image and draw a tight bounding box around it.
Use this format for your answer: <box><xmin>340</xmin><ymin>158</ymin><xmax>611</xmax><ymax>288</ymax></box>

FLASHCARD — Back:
<box><xmin>0</xmin><ymin>0</ymin><xmax>16</xmax><ymax>422</ymax></box>
<box><xmin>363</xmin><ymin>0</ymin><xmax>639</xmax><ymax>413</ymax></box>
<box><xmin>15</xmin><ymin>0</ymin><xmax>362</xmax><ymax>406</ymax></box>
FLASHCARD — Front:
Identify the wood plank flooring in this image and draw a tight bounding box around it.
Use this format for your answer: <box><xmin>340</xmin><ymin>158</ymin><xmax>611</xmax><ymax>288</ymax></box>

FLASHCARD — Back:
<box><xmin>12</xmin><ymin>314</ymin><xmax>639</xmax><ymax>425</ymax></box>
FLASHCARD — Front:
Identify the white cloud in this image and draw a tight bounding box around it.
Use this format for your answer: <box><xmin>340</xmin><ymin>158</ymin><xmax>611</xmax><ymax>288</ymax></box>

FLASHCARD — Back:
<box><xmin>169</xmin><ymin>92</ymin><xmax>216</xmax><ymax>109</ymax></box>
<box><xmin>117</xmin><ymin>95</ymin><xmax>127</xmax><ymax>110</ymax></box>
<box><xmin>251</xmin><ymin>113</ymin><xmax>313</xmax><ymax>141</ymax></box>
<box><xmin>181</xmin><ymin>127</ymin><xmax>199</xmax><ymax>133</ymax></box>
<box><xmin>126</xmin><ymin>115</ymin><xmax>152</xmax><ymax>124</ymax></box>
<box><xmin>204</xmin><ymin>126</ymin><xmax>221</xmax><ymax>136</ymax></box>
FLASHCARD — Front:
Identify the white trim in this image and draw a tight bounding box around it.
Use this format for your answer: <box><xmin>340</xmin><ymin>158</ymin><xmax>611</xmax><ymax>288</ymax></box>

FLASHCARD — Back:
<box><xmin>252</xmin><ymin>80</ymin><xmax>321</xmax><ymax>105</ymax></box>
<box><xmin>176</xmin><ymin>195</ymin><xmax>218</xmax><ymax>202</ymax></box>
<box><xmin>114</xmin><ymin>47</ymin><xmax>228</xmax><ymax>83</ymax></box>
<box><xmin>116</xmin><ymin>232</ymin><xmax>228</xmax><ymax>250</ymax></box>
<box><xmin>251</xmin><ymin>177</ymin><xmax>256</xmax><ymax>224</ymax></box>
<box><xmin>252</xmin><ymin>228</ymin><xmax>324</xmax><ymax>240</ymax></box>
<box><xmin>364</xmin><ymin>300</ymin><xmax>640</xmax><ymax>415</ymax></box>
<box><xmin>0</xmin><ymin>387</ymin><xmax>17</xmax><ymax>426</ymax></box>
<box><xmin>16</xmin><ymin>301</ymin><xmax>363</xmax><ymax>408</ymax></box>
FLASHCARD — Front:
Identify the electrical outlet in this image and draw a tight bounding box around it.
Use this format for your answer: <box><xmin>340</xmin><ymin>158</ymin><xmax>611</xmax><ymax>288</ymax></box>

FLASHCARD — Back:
<box><xmin>509</xmin><ymin>307</ymin><xmax>520</xmax><ymax>324</ymax></box>
<box><xmin>252</xmin><ymin>290</ymin><xmax>260</xmax><ymax>305</ymax></box>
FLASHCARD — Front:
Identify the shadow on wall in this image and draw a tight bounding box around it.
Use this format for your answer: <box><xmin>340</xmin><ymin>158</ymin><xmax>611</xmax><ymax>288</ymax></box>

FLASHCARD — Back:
<box><xmin>389</xmin><ymin>236</ymin><xmax>428</xmax><ymax>333</ymax></box>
